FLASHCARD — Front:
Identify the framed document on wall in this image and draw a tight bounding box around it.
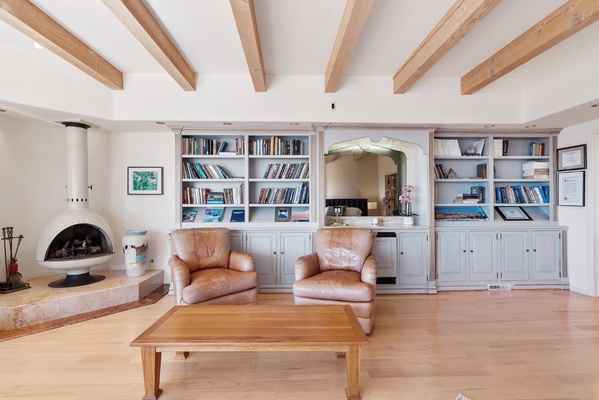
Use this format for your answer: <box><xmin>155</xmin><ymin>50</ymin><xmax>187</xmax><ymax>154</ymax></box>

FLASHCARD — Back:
<box><xmin>557</xmin><ymin>144</ymin><xmax>586</xmax><ymax>171</ymax></box>
<box><xmin>558</xmin><ymin>171</ymin><xmax>585</xmax><ymax>206</ymax></box>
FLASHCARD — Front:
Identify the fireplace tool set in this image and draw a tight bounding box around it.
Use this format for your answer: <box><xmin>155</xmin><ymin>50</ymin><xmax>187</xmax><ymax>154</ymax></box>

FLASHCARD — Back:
<box><xmin>1</xmin><ymin>226</ymin><xmax>30</xmax><ymax>294</ymax></box>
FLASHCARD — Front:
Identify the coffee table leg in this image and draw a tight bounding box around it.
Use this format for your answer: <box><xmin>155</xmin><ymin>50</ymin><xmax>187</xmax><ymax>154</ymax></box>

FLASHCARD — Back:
<box><xmin>141</xmin><ymin>346</ymin><xmax>163</xmax><ymax>400</ymax></box>
<box><xmin>345</xmin><ymin>345</ymin><xmax>362</xmax><ymax>400</ymax></box>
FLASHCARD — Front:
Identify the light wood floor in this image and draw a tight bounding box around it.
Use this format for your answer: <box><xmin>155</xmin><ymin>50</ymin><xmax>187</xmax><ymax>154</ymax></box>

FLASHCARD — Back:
<box><xmin>2</xmin><ymin>290</ymin><xmax>599</xmax><ymax>400</ymax></box>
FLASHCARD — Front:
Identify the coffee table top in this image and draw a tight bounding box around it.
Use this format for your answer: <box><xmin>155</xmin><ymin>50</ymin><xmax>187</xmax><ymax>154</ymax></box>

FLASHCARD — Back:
<box><xmin>130</xmin><ymin>305</ymin><xmax>369</xmax><ymax>349</ymax></box>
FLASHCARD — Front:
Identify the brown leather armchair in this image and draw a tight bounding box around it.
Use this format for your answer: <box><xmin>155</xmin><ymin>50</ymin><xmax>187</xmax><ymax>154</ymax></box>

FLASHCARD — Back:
<box><xmin>293</xmin><ymin>228</ymin><xmax>378</xmax><ymax>334</ymax></box>
<box><xmin>166</xmin><ymin>228</ymin><xmax>258</xmax><ymax>305</ymax></box>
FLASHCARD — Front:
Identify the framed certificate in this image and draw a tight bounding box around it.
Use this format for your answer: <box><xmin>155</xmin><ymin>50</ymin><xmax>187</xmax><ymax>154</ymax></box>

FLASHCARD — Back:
<box><xmin>557</xmin><ymin>144</ymin><xmax>586</xmax><ymax>171</ymax></box>
<box><xmin>495</xmin><ymin>206</ymin><xmax>532</xmax><ymax>221</ymax></box>
<box><xmin>558</xmin><ymin>171</ymin><xmax>585</xmax><ymax>206</ymax></box>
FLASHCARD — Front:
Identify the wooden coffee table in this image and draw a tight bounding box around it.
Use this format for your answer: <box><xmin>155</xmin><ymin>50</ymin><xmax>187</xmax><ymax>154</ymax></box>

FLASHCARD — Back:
<box><xmin>130</xmin><ymin>304</ymin><xmax>370</xmax><ymax>400</ymax></box>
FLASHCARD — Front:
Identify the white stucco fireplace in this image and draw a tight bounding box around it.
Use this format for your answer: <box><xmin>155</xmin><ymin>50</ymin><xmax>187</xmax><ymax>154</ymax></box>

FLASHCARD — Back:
<box><xmin>36</xmin><ymin>122</ymin><xmax>115</xmax><ymax>287</ymax></box>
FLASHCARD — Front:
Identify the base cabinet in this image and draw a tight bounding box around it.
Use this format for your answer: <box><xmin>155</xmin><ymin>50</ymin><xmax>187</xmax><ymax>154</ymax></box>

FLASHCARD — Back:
<box><xmin>373</xmin><ymin>230</ymin><xmax>429</xmax><ymax>292</ymax></box>
<box><xmin>244</xmin><ymin>230</ymin><xmax>312</xmax><ymax>292</ymax></box>
<box><xmin>398</xmin><ymin>231</ymin><xmax>429</xmax><ymax>286</ymax></box>
<box><xmin>436</xmin><ymin>228</ymin><xmax>564</xmax><ymax>289</ymax></box>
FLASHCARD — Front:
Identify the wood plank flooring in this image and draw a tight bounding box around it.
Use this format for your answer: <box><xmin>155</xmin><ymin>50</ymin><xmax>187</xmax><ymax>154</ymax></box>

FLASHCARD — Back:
<box><xmin>1</xmin><ymin>290</ymin><xmax>598</xmax><ymax>400</ymax></box>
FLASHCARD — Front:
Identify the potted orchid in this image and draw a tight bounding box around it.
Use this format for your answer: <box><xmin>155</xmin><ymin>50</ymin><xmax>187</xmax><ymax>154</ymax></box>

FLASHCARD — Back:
<box><xmin>395</xmin><ymin>185</ymin><xmax>416</xmax><ymax>224</ymax></box>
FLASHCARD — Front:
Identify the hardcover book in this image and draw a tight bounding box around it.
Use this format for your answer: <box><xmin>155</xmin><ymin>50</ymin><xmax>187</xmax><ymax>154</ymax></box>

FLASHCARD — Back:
<box><xmin>182</xmin><ymin>209</ymin><xmax>198</xmax><ymax>222</ymax></box>
<box><xmin>230</xmin><ymin>209</ymin><xmax>245</xmax><ymax>222</ymax></box>
<box><xmin>202</xmin><ymin>207</ymin><xmax>225</xmax><ymax>222</ymax></box>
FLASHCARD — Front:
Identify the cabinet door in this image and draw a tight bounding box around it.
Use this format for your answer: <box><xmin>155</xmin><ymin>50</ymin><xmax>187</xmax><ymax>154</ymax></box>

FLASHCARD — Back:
<box><xmin>436</xmin><ymin>231</ymin><xmax>467</xmax><ymax>282</ymax></box>
<box><xmin>230</xmin><ymin>231</ymin><xmax>243</xmax><ymax>253</ymax></box>
<box><xmin>531</xmin><ymin>230</ymin><xmax>561</xmax><ymax>280</ymax></box>
<box><xmin>245</xmin><ymin>231</ymin><xmax>277</xmax><ymax>285</ymax></box>
<box><xmin>398</xmin><ymin>232</ymin><xmax>428</xmax><ymax>285</ymax></box>
<box><xmin>499</xmin><ymin>231</ymin><xmax>529</xmax><ymax>281</ymax></box>
<box><xmin>469</xmin><ymin>231</ymin><xmax>497</xmax><ymax>282</ymax></box>
<box><xmin>279</xmin><ymin>231</ymin><xmax>312</xmax><ymax>286</ymax></box>
<box><xmin>373</xmin><ymin>234</ymin><xmax>398</xmax><ymax>279</ymax></box>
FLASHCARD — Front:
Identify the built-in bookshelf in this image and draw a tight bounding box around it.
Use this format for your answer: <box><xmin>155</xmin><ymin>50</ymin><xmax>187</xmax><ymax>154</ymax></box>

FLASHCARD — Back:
<box><xmin>178</xmin><ymin>132</ymin><xmax>314</xmax><ymax>226</ymax></box>
<box><xmin>433</xmin><ymin>132</ymin><xmax>557</xmax><ymax>224</ymax></box>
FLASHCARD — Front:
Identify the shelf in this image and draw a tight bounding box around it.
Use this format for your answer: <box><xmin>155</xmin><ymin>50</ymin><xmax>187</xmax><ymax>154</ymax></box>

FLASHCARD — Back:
<box><xmin>434</xmin><ymin>133</ymin><xmax>556</xmax><ymax>224</ymax></box>
<box><xmin>178</xmin><ymin>132</ymin><xmax>313</xmax><ymax>226</ymax></box>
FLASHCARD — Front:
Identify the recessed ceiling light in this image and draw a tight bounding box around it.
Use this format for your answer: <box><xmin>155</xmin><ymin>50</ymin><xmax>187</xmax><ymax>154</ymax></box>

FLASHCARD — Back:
<box><xmin>223</xmin><ymin>122</ymin><xmax>232</xmax><ymax>125</ymax></box>
<box><xmin>525</xmin><ymin>124</ymin><xmax>537</xmax><ymax>128</ymax></box>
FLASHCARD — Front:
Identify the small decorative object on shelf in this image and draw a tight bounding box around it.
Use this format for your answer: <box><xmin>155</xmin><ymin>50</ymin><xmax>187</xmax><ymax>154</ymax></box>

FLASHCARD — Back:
<box><xmin>122</xmin><ymin>230</ymin><xmax>149</xmax><ymax>278</ymax></box>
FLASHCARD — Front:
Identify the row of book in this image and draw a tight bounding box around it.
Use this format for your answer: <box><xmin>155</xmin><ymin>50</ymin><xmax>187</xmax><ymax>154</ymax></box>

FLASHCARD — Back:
<box><xmin>258</xmin><ymin>183</ymin><xmax>309</xmax><ymax>204</ymax></box>
<box><xmin>492</xmin><ymin>139</ymin><xmax>509</xmax><ymax>156</ymax></box>
<box><xmin>434</xmin><ymin>139</ymin><xmax>462</xmax><ymax>157</ymax></box>
<box><xmin>249</xmin><ymin>137</ymin><xmax>305</xmax><ymax>156</ymax></box>
<box><xmin>522</xmin><ymin>161</ymin><xmax>549</xmax><ymax>179</ymax></box>
<box><xmin>434</xmin><ymin>164</ymin><xmax>459</xmax><ymax>179</ymax></box>
<box><xmin>183</xmin><ymin>186</ymin><xmax>244</xmax><ymax>205</ymax></box>
<box><xmin>262</xmin><ymin>163</ymin><xmax>309</xmax><ymax>179</ymax></box>
<box><xmin>529</xmin><ymin>142</ymin><xmax>546</xmax><ymax>156</ymax></box>
<box><xmin>183</xmin><ymin>162</ymin><xmax>232</xmax><ymax>179</ymax></box>
<box><xmin>182</xmin><ymin>137</ymin><xmax>244</xmax><ymax>156</ymax></box>
<box><xmin>495</xmin><ymin>185</ymin><xmax>550</xmax><ymax>204</ymax></box>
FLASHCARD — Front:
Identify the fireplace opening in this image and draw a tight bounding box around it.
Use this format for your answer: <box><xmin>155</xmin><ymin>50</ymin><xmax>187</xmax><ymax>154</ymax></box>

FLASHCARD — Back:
<box><xmin>44</xmin><ymin>223</ymin><xmax>113</xmax><ymax>261</ymax></box>
<box><xmin>39</xmin><ymin>220</ymin><xmax>115</xmax><ymax>288</ymax></box>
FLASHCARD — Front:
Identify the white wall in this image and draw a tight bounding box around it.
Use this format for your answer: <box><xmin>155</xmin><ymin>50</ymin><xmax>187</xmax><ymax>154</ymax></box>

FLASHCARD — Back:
<box><xmin>558</xmin><ymin>118</ymin><xmax>599</xmax><ymax>296</ymax></box>
<box><xmin>104</xmin><ymin>130</ymin><xmax>177</xmax><ymax>284</ymax></box>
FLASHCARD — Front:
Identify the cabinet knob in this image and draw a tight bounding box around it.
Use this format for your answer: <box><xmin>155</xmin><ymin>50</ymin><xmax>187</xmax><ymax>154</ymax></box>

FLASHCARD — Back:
<box><xmin>273</xmin><ymin>252</ymin><xmax>277</xmax><ymax>254</ymax></box>
<box><xmin>470</xmin><ymin>250</ymin><xmax>473</xmax><ymax>253</ymax></box>
<box><xmin>526</xmin><ymin>249</ymin><xmax>529</xmax><ymax>252</ymax></box>
<box><xmin>400</xmin><ymin>252</ymin><xmax>404</xmax><ymax>255</ymax></box>
<box><xmin>463</xmin><ymin>250</ymin><xmax>466</xmax><ymax>253</ymax></box>
<box><xmin>533</xmin><ymin>249</ymin><xmax>536</xmax><ymax>252</ymax></box>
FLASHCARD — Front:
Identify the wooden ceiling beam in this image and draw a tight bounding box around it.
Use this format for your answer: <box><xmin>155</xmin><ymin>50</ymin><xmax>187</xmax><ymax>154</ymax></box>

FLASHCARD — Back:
<box><xmin>461</xmin><ymin>0</ymin><xmax>599</xmax><ymax>95</ymax></box>
<box><xmin>0</xmin><ymin>0</ymin><xmax>123</xmax><ymax>90</ymax></box>
<box><xmin>393</xmin><ymin>0</ymin><xmax>501</xmax><ymax>94</ymax></box>
<box><xmin>230</xmin><ymin>0</ymin><xmax>266</xmax><ymax>92</ymax></box>
<box><xmin>102</xmin><ymin>0</ymin><xmax>196</xmax><ymax>91</ymax></box>
<box><xmin>325</xmin><ymin>0</ymin><xmax>375</xmax><ymax>93</ymax></box>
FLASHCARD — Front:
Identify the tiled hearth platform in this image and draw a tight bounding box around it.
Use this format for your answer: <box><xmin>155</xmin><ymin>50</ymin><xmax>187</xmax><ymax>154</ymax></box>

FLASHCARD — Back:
<box><xmin>0</xmin><ymin>269</ymin><xmax>164</xmax><ymax>331</ymax></box>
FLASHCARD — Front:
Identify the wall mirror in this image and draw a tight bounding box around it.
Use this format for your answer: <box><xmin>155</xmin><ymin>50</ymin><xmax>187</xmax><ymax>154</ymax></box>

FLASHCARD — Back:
<box><xmin>322</xmin><ymin>129</ymin><xmax>430</xmax><ymax>223</ymax></box>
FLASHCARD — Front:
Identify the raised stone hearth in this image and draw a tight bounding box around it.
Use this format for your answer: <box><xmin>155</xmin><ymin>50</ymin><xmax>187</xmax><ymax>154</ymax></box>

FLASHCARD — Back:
<box><xmin>0</xmin><ymin>270</ymin><xmax>164</xmax><ymax>331</ymax></box>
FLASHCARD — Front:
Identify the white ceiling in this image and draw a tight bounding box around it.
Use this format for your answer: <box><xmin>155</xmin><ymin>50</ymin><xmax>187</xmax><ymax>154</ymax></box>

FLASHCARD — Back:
<box><xmin>1</xmin><ymin>0</ymin><xmax>599</xmax><ymax>131</ymax></box>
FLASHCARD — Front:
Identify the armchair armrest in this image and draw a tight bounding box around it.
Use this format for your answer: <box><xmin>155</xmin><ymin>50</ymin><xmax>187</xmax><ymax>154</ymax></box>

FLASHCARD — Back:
<box><xmin>168</xmin><ymin>255</ymin><xmax>191</xmax><ymax>305</ymax></box>
<box><xmin>228</xmin><ymin>251</ymin><xmax>256</xmax><ymax>272</ymax></box>
<box><xmin>295</xmin><ymin>253</ymin><xmax>320</xmax><ymax>280</ymax></box>
<box><xmin>361</xmin><ymin>253</ymin><xmax>379</xmax><ymax>287</ymax></box>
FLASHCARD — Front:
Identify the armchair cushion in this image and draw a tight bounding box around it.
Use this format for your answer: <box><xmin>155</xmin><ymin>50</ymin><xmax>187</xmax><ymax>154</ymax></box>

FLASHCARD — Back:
<box><xmin>316</xmin><ymin>228</ymin><xmax>375</xmax><ymax>273</ymax></box>
<box><xmin>168</xmin><ymin>228</ymin><xmax>231</xmax><ymax>273</ymax></box>
<box><xmin>292</xmin><ymin>270</ymin><xmax>374</xmax><ymax>302</ymax></box>
<box><xmin>183</xmin><ymin>268</ymin><xmax>258</xmax><ymax>304</ymax></box>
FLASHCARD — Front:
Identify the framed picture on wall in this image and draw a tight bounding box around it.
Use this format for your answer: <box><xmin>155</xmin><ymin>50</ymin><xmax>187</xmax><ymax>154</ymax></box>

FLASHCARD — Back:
<box><xmin>127</xmin><ymin>166</ymin><xmax>163</xmax><ymax>195</ymax></box>
<box><xmin>558</xmin><ymin>171</ymin><xmax>585</xmax><ymax>206</ymax></box>
<box><xmin>557</xmin><ymin>144</ymin><xmax>586</xmax><ymax>171</ymax></box>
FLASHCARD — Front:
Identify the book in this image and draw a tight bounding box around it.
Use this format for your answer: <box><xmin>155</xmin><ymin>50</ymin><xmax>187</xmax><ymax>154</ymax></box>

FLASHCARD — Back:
<box><xmin>229</xmin><ymin>209</ymin><xmax>245</xmax><ymax>222</ymax></box>
<box><xmin>206</xmin><ymin>192</ymin><xmax>225</xmax><ymax>204</ymax></box>
<box><xmin>291</xmin><ymin>206</ymin><xmax>310</xmax><ymax>222</ymax></box>
<box><xmin>182</xmin><ymin>209</ymin><xmax>198</xmax><ymax>222</ymax></box>
<box><xmin>202</xmin><ymin>207</ymin><xmax>224</xmax><ymax>222</ymax></box>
